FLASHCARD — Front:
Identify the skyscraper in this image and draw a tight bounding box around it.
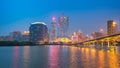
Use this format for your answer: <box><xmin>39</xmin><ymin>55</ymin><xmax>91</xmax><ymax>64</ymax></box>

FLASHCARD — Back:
<box><xmin>58</xmin><ymin>14</ymin><xmax>69</xmax><ymax>37</ymax></box>
<box><xmin>29</xmin><ymin>22</ymin><xmax>49</xmax><ymax>44</ymax></box>
<box><xmin>107</xmin><ymin>20</ymin><xmax>117</xmax><ymax>35</ymax></box>
<box><xmin>50</xmin><ymin>17</ymin><xmax>57</xmax><ymax>42</ymax></box>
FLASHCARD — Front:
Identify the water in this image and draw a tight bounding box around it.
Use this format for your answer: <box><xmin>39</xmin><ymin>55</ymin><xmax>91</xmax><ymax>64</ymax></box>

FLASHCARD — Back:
<box><xmin>0</xmin><ymin>45</ymin><xmax>120</xmax><ymax>68</ymax></box>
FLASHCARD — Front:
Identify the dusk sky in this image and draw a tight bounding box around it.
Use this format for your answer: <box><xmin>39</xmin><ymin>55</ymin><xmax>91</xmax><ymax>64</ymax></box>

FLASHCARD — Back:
<box><xmin>0</xmin><ymin>0</ymin><xmax>120</xmax><ymax>36</ymax></box>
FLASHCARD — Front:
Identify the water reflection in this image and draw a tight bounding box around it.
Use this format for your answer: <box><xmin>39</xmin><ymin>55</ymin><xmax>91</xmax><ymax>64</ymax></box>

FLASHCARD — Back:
<box><xmin>79</xmin><ymin>46</ymin><xmax>120</xmax><ymax>68</ymax></box>
<box><xmin>81</xmin><ymin>48</ymin><xmax>92</xmax><ymax>68</ymax></box>
<box><xmin>13</xmin><ymin>46</ymin><xmax>19</xmax><ymax>68</ymax></box>
<box><xmin>69</xmin><ymin>46</ymin><xmax>77</xmax><ymax>68</ymax></box>
<box><xmin>107</xmin><ymin>50</ymin><xmax>120</xmax><ymax>68</ymax></box>
<box><xmin>107</xmin><ymin>46</ymin><xmax>119</xmax><ymax>53</ymax></box>
<box><xmin>48</xmin><ymin>46</ymin><xmax>60</xmax><ymax>68</ymax></box>
<box><xmin>98</xmin><ymin>50</ymin><xmax>105</xmax><ymax>68</ymax></box>
<box><xmin>23</xmin><ymin>46</ymin><xmax>30</xmax><ymax>68</ymax></box>
<box><xmin>0</xmin><ymin>45</ymin><xmax>120</xmax><ymax>68</ymax></box>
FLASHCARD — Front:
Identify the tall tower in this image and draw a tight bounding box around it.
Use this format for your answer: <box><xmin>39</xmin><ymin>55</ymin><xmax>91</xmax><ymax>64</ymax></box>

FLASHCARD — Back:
<box><xmin>107</xmin><ymin>20</ymin><xmax>117</xmax><ymax>35</ymax></box>
<box><xmin>58</xmin><ymin>14</ymin><xmax>69</xmax><ymax>37</ymax></box>
<box><xmin>50</xmin><ymin>17</ymin><xmax>57</xmax><ymax>42</ymax></box>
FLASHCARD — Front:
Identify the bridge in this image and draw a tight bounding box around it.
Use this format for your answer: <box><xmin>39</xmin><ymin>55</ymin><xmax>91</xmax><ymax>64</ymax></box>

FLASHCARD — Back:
<box><xmin>80</xmin><ymin>33</ymin><xmax>120</xmax><ymax>47</ymax></box>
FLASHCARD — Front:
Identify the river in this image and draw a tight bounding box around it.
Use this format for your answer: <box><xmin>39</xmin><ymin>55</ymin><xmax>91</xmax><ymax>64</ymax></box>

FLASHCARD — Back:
<box><xmin>0</xmin><ymin>45</ymin><xmax>120</xmax><ymax>68</ymax></box>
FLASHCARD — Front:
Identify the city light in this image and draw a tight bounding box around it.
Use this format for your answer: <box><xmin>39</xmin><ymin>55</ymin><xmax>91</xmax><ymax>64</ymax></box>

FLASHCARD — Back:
<box><xmin>55</xmin><ymin>37</ymin><xmax>71</xmax><ymax>43</ymax></box>
<box><xmin>1</xmin><ymin>0</ymin><xmax>120</xmax><ymax>68</ymax></box>
<box><xmin>100</xmin><ymin>29</ymin><xmax>104</xmax><ymax>32</ymax></box>
<box><xmin>112</xmin><ymin>22</ymin><xmax>117</xmax><ymax>27</ymax></box>
<box><xmin>52</xmin><ymin>16</ymin><xmax>56</xmax><ymax>22</ymax></box>
<box><xmin>31</xmin><ymin>22</ymin><xmax>47</xmax><ymax>25</ymax></box>
<box><xmin>23</xmin><ymin>31</ymin><xmax>29</xmax><ymax>35</ymax></box>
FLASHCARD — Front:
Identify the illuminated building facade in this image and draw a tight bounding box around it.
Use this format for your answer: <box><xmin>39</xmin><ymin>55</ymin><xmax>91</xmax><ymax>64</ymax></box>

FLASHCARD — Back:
<box><xmin>83</xmin><ymin>35</ymin><xmax>90</xmax><ymax>41</ymax></box>
<box><xmin>21</xmin><ymin>31</ymin><xmax>29</xmax><ymax>42</ymax></box>
<box><xmin>58</xmin><ymin>14</ymin><xmax>69</xmax><ymax>37</ymax></box>
<box><xmin>50</xmin><ymin>17</ymin><xmax>57</xmax><ymax>42</ymax></box>
<box><xmin>71</xmin><ymin>32</ymin><xmax>78</xmax><ymax>43</ymax></box>
<box><xmin>77</xmin><ymin>31</ymin><xmax>83</xmax><ymax>42</ymax></box>
<box><xmin>0</xmin><ymin>31</ymin><xmax>29</xmax><ymax>42</ymax></box>
<box><xmin>92</xmin><ymin>32</ymin><xmax>104</xmax><ymax>39</ymax></box>
<box><xmin>107</xmin><ymin>20</ymin><xmax>117</xmax><ymax>35</ymax></box>
<box><xmin>71</xmin><ymin>31</ymin><xmax>83</xmax><ymax>43</ymax></box>
<box><xmin>29</xmin><ymin>22</ymin><xmax>49</xmax><ymax>44</ymax></box>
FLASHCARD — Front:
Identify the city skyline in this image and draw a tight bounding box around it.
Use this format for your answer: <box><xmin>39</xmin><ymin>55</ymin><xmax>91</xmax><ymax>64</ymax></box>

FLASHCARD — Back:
<box><xmin>0</xmin><ymin>0</ymin><xmax>120</xmax><ymax>36</ymax></box>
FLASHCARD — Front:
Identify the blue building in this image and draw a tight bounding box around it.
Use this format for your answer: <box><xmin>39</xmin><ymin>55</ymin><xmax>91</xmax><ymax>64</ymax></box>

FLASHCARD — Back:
<box><xmin>29</xmin><ymin>22</ymin><xmax>49</xmax><ymax>44</ymax></box>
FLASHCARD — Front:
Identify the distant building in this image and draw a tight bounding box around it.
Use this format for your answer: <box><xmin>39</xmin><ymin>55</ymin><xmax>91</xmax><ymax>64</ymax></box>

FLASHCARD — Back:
<box><xmin>29</xmin><ymin>22</ymin><xmax>49</xmax><ymax>44</ymax></box>
<box><xmin>92</xmin><ymin>32</ymin><xmax>104</xmax><ymax>39</ymax></box>
<box><xmin>10</xmin><ymin>31</ymin><xmax>22</xmax><ymax>41</ymax></box>
<box><xmin>77</xmin><ymin>31</ymin><xmax>83</xmax><ymax>42</ymax></box>
<box><xmin>0</xmin><ymin>31</ymin><xmax>29</xmax><ymax>42</ymax></box>
<box><xmin>21</xmin><ymin>31</ymin><xmax>29</xmax><ymax>42</ymax></box>
<box><xmin>50</xmin><ymin>17</ymin><xmax>57</xmax><ymax>42</ymax></box>
<box><xmin>71</xmin><ymin>32</ymin><xmax>78</xmax><ymax>43</ymax></box>
<box><xmin>58</xmin><ymin>14</ymin><xmax>69</xmax><ymax>37</ymax></box>
<box><xmin>71</xmin><ymin>31</ymin><xmax>83</xmax><ymax>43</ymax></box>
<box><xmin>0</xmin><ymin>36</ymin><xmax>12</xmax><ymax>41</ymax></box>
<box><xmin>107</xmin><ymin>20</ymin><xmax>117</xmax><ymax>35</ymax></box>
<box><xmin>83</xmin><ymin>35</ymin><xmax>90</xmax><ymax>41</ymax></box>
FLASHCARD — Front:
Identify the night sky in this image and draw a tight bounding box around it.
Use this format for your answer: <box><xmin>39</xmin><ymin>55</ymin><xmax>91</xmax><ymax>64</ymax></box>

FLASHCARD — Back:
<box><xmin>0</xmin><ymin>0</ymin><xmax>120</xmax><ymax>36</ymax></box>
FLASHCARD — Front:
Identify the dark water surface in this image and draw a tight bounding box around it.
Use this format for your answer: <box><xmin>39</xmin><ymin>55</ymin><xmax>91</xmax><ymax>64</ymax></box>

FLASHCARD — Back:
<box><xmin>0</xmin><ymin>45</ymin><xmax>120</xmax><ymax>68</ymax></box>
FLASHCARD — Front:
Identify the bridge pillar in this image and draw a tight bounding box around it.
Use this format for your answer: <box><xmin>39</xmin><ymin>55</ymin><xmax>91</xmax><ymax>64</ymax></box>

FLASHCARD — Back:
<box><xmin>92</xmin><ymin>41</ymin><xmax>95</xmax><ymax>47</ymax></box>
<box><xmin>96</xmin><ymin>41</ymin><xmax>99</xmax><ymax>46</ymax></box>
<box><xmin>101</xmin><ymin>41</ymin><xmax>104</xmax><ymax>47</ymax></box>
<box><xmin>112</xmin><ymin>40</ymin><xmax>117</xmax><ymax>46</ymax></box>
<box><xmin>107</xmin><ymin>40</ymin><xmax>110</xmax><ymax>47</ymax></box>
<box><xmin>93</xmin><ymin>42</ymin><xmax>95</xmax><ymax>45</ymax></box>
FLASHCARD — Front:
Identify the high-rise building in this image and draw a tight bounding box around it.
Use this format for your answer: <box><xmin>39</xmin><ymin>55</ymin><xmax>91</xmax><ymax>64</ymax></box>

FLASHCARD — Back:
<box><xmin>77</xmin><ymin>31</ymin><xmax>83</xmax><ymax>42</ymax></box>
<box><xmin>50</xmin><ymin>17</ymin><xmax>57</xmax><ymax>42</ymax></box>
<box><xmin>107</xmin><ymin>20</ymin><xmax>117</xmax><ymax>35</ymax></box>
<box><xmin>29</xmin><ymin>22</ymin><xmax>49</xmax><ymax>44</ymax></box>
<box><xmin>58</xmin><ymin>14</ymin><xmax>69</xmax><ymax>37</ymax></box>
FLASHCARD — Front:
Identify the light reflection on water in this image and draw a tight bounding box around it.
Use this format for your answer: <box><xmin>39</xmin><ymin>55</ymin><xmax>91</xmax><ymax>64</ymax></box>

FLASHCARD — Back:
<box><xmin>48</xmin><ymin>46</ymin><xmax>59</xmax><ymax>68</ymax></box>
<box><xmin>0</xmin><ymin>45</ymin><xmax>120</xmax><ymax>68</ymax></box>
<box><xmin>13</xmin><ymin>46</ymin><xmax>19</xmax><ymax>68</ymax></box>
<box><xmin>23</xmin><ymin>46</ymin><xmax>30</xmax><ymax>68</ymax></box>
